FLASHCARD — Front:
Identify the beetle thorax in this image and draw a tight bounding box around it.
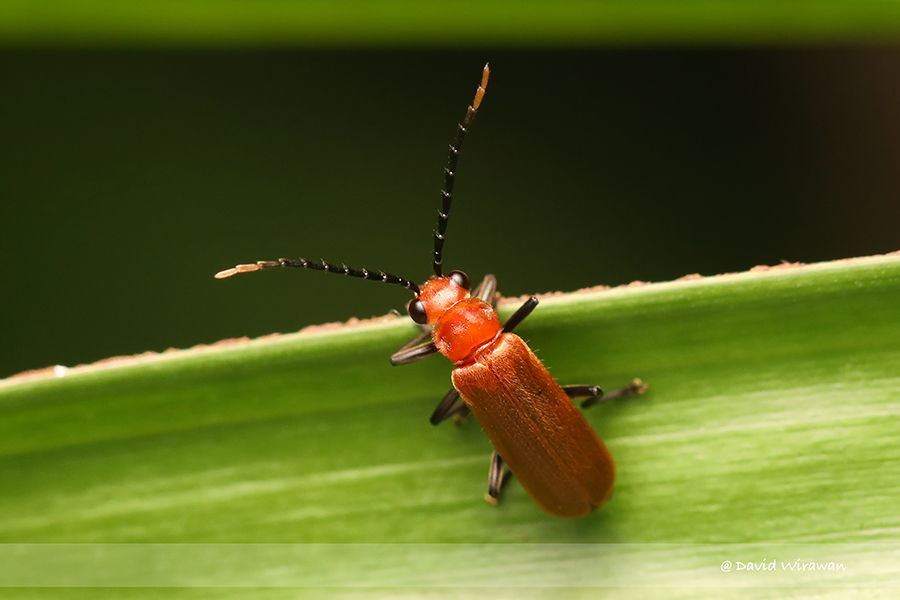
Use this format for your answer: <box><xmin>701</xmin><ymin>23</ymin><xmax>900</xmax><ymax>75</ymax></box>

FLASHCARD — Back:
<box><xmin>418</xmin><ymin>277</ymin><xmax>501</xmax><ymax>365</ymax></box>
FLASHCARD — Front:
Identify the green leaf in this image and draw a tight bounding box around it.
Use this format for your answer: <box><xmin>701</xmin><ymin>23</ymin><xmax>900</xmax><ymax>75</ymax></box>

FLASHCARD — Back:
<box><xmin>3</xmin><ymin>1</ymin><xmax>900</xmax><ymax>46</ymax></box>
<box><xmin>1</xmin><ymin>253</ymin><xmax>899</xmax><ymax>596</ymax></box>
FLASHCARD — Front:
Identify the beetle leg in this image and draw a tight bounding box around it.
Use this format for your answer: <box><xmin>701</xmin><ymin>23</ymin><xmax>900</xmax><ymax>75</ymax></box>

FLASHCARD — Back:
<box><xmin>485</xmin><ymin>450</ymin><xmax>513</xmax><ymax>505</ymax></box>
<box><xmin>429</xmin><ymin>388</ymin><xmax>471</xmax><ymax>425</ymax></box>
<box><xmin>390</xmin><ymin>340</ymin><xmax>438</xmax><ymax>365</ymax></box>
<box><xmin>452</xmin><ymin>404</ymin><xmax>472</xmax><ymax>423</ymax></box>
<box><xmin>566</xmin><ymin>378</ymin><xmax>649</xmax><ymax>409</ymax></box>
<box><xmin>395</xmin><ymin>324</ymin><xmax>431</xmax><ymax>352</ymax></box>
<box><xmin>502</xmin><ymin>296</ymin><xmax>539</xmax><ymax>333</ymax></box>
<box><xmin>472</xmin><ymin>274</ymin><xmax>498</xmax><ymax>305</ymax></box>
<box><xmin>562</xmin><ymin>385</ymin><xmax>604</xmax><ymax>400</ymax></box>
<box><xmin>390</xmin><ymin>326</ymin><xmax>438</xmax><ymax>365</ymax></box>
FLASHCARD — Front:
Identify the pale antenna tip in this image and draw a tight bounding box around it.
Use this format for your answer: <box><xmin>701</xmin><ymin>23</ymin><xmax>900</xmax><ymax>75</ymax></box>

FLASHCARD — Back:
<box><xmin>214</xmin><ymin>263</ymin><xmax>262</xmax><ymax>279</ymax></box>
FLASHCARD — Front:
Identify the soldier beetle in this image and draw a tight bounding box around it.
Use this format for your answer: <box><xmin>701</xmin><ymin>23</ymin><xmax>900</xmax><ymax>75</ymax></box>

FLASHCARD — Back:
<box><xmin>216</xmin><ymin>64</ymin><xmax>647</xmax><ymax>518</ymax></box>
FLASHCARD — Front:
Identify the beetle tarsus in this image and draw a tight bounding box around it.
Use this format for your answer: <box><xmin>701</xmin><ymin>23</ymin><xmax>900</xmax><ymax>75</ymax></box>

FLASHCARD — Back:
<box><xmin>452</xmin><ymin>405</ymin><xmax>471</xmax><ymax>425</ymax></box>
<box><xmin>580</xmin><ymin>378</ymin><xmax>648</xmax><ymax>409</ymax></box>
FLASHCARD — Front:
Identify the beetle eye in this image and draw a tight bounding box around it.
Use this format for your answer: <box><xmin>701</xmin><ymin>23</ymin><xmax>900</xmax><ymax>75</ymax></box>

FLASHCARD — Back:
<box><xmin>448</xmin><ymin>270</ymin><xmax>470</xmax><ymax>290</ymax></box>
<box><xmin>407</xmin><ymin>299</ymin><xmax>428</xmax><ymax>324</ymax></box>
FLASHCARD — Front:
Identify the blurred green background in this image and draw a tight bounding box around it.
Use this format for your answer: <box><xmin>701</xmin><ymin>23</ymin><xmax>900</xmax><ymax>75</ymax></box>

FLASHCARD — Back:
<box><xmin>3</xmin><ymin>4</ymin><xmax>900</xmax><ymax>379</ymax></box>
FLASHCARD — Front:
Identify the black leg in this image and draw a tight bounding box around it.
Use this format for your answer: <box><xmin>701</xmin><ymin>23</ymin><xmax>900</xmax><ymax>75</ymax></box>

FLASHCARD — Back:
<box><xmin>563</xmin><ymin>385</ymin><xmax>604</xmax><ymax>400</ymax></box>
<box><xmin>429</xmin><ymin>388</ymin><xmax>471</xmax><ymax>425</ymax></box>
<box><xmin>395</xmin><ymin>325</ymin><xmax>430</xmax><ymax>352</ymax></box>
<box><xmin>570</xmin><ymin>378</ymin><xmax>648</xmax><ymax>409</ymax></box>
<box><xmin>472</xmin><ymin>273</ymin><xmax>498</xmax><ymax>305</ymax></box>
<box><xmin>502</xmin><ymin>297</ymin><xmax>539</xmax><ymax>333</ymax></box>
<box><xmin>391</xmin><ymin>324</ymin><xmax>433</xmax><ymax>366</ymax></box>
<box><xmin>390</xmin><ymin>339</ymin><xmax>439</xmax><ymax>366</ymax></box>
<box><xmin>485</xmin><ymin>450</ymin><xmax>513</xmax><ymax>505</ymax></box>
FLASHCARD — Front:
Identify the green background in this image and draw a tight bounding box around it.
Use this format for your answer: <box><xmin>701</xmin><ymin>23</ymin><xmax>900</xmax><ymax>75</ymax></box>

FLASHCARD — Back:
<box><xmin>4</xmin><ymin>46</ymin><xmax>900</xmax><ymax>377</ymax></box>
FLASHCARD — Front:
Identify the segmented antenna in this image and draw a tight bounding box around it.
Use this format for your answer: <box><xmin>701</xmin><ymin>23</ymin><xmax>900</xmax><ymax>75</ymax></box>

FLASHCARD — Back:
<box><xmin>433</xmin><ymin>63</ymin><xmax>490</xmax><ymax>278</ymax></box>
<box><xmin>215</xmin><ymin>258</ymin><xmax>420</xmax><ymax>294</ymax></box>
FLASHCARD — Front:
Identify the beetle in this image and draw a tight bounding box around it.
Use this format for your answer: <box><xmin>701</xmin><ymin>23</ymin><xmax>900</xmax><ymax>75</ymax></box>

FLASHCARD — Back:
<box><xmin>216</xmin><ymin>64</ymin><xmax>647</xmax><ymax>518</ymax></box>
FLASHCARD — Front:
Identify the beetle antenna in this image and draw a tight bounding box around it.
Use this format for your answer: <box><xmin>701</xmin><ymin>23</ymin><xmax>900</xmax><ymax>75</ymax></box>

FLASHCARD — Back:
<box><xmin>433</xmin><ymin>63</ymin><xmax>490</xmax><ymax>278</ymax></box>
<box><xmin>215</xmin><ymin>258</ymin><xmax>420</xmax><ymax>295</ymax></box>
